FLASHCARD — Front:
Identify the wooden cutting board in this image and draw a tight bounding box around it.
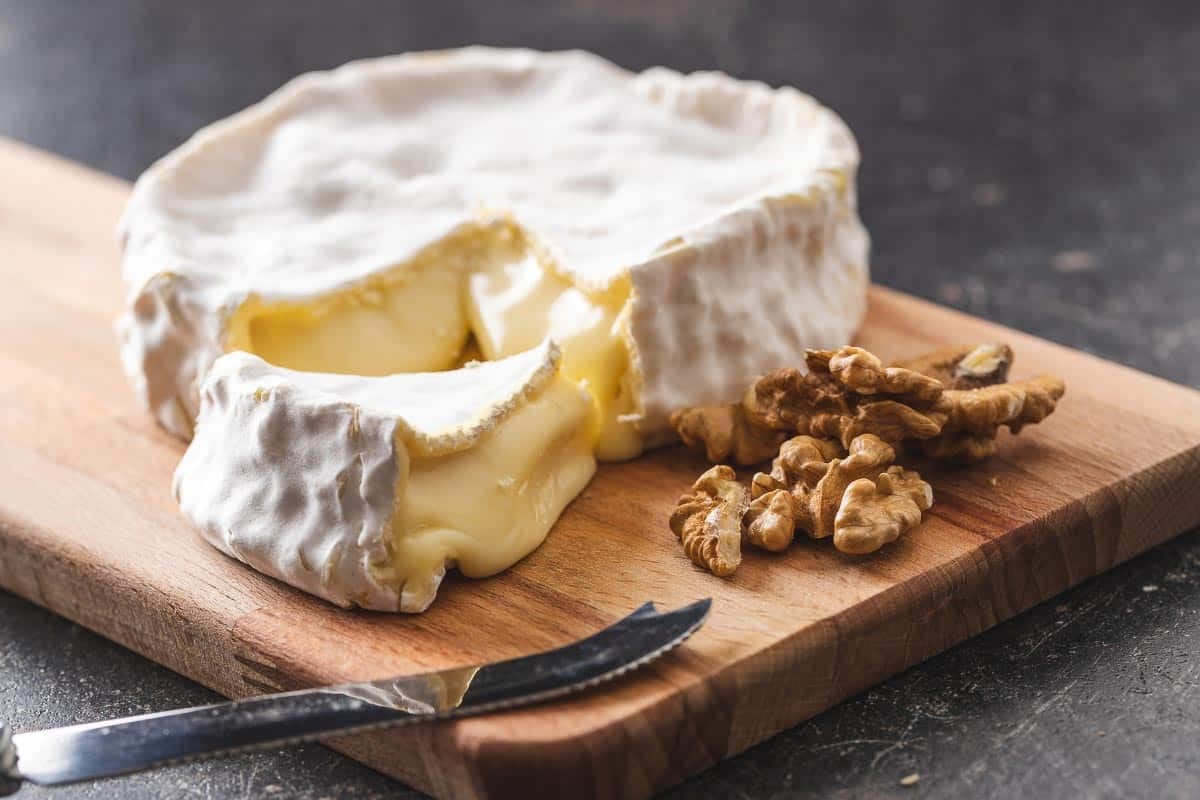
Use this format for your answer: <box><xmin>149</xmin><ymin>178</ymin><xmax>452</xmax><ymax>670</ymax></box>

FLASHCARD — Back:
<box><xmin>3</xmin><ymin>136</ymin><xmax>1200</xmax><ymax>799</ymax></box>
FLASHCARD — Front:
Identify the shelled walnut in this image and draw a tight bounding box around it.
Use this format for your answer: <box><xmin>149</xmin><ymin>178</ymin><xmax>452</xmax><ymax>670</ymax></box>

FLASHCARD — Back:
<box><xmin>666</xmin><ymin>341</ymin><xmax>1066</xmax><ymax>577</ymax></box>
<box><xmin>744</xmin><ymin>434</ymin><xmax>930</xmax><ymax>555</ymax></box>
<box><xmin>669</xmin><ymin>465</ymin><xmax>748</xmax><ymax>577</ymax></box>
<box><xmin>893</xmin><ymin>343</ymin><xmax>1012</xmax><ymax>390</ymax></box>
<box><xmin>669</xmin><ymin>387</ymin><xmax>784</xmax><ymax>465</ymax></box>
<box><xmin>805</xmin><ymin>400</ymin><xmax>945</xmax><ymax>451</ymax></box>
<box><xmin>834</xmin><ymin>467</ymin><xmax>934</xmax><ymax>554</ymax></box>
<box><xmin>743</xmin><ymin>434</ymin><xmax>847</xmax><ymax>551</ymax></box>
<box><xmin>814</xmin><ymin>346</ymin><xmax>945</xmax><ymax>404</ymax></box>
<box><xmin>921</xmin><ymin>374</ymin><xmax>1066</xmax><ymax>463</ymax></box>
<box><xmin>670</xmin><ymin>343</ymin><xmax>1064</xmax><ymax>466</ymax></box>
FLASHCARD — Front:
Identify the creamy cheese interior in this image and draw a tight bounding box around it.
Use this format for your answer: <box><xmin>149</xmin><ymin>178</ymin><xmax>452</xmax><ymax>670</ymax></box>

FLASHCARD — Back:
<box><xmin>225</xmin><ymin>221</ymin><xmax>643</xmax><ymax>461</ymax></box>
<box><xmin>373</xmin><ymin>375</ymin><xmax>596</xmax><ymax>603</ymax></box>
<box><xmin>220</xmin><ymin>223</ymin><xmax>641</xmax><ymax>606</ymax></box>
<box><xmin>465</xmin><ymin>244</ymin><xmax>641</xmax><ymax>461</ymax></box>
<box><xmin>224</xmin><ymin>226</ymin><xmax>496</xmax><ymax>377</ymax></box>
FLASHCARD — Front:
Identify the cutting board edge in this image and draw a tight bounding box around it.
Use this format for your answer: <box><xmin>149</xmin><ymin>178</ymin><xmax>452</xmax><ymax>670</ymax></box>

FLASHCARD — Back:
<box><xmin>0</xmin><ymin>500</ymin><xmax>251</xmax><ymax>703</ymax></box>
<box><xmin>6</xmin><ymin>439</ymin><xmax>1194</xmax><ymax>800</ymax></box>
<box><xmin>348</xmin><ymin>439</ymin><xmax>1200</xmax><ymax>799</ymax></box>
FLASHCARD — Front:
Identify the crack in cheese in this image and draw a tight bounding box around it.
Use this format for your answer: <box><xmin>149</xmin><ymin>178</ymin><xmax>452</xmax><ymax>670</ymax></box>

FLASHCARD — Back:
<box><xmin>223</xmin><ymin>224</ymin><xmax>495</xmax><ymax>377</ymax></box>
<box><xmin>465</xmin><ymin>233</ymin><xmax>642</xmax><ymax>461</ymax></box>
<box><xmin>224</xmin><ymin>221</ymin><xmax>644</xmax><ymax>461</ymax></box>
<box><xmin>174</xmin><ymin>343</ymin><xmax>594</xmax><ymax>612</ymax></box>
<box><xmin>226</xmin><ymin>260</ymin><xmax>468</xmax><ymax>377</ymax></box>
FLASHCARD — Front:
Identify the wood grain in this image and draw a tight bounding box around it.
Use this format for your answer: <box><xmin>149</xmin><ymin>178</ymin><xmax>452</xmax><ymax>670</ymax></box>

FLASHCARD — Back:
<box><xmin>2</xmin><ymin>136</ymin><xmax>1199</xmax><ymax>798</ymax></box>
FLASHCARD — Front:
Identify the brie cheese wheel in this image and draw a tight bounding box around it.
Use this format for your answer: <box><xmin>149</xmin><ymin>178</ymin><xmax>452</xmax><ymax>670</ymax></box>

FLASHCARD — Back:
<box><xmin>173</xmin><ymin>341</ymin><xmax>596</xmax><ymax>612</ymax></box>
<box><xmin>118</xmin><ymin>47</ymin><xmax>870</xmax><ymax>461</ymax></box>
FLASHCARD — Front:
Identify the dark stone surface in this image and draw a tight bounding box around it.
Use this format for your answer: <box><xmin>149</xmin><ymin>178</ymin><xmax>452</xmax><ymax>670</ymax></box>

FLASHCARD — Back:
<box><xmin>1</xmin><ymin>1</ymin><xmax>1198</xmax><ymax>797</ymax></box>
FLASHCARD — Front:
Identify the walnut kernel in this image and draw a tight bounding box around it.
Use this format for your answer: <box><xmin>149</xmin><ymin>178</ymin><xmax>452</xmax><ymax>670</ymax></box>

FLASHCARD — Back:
<box><xmin>744</xmin><ymin>433</ymin><xmax>899</xmax><ymax>549</ymax></box>
<box><xmin>669</xmin><ymin>465</ymin><xmax>748</xmax><ymax>576</ymax></box>
<box><xmin>669</xmin><ymin>389</ymin><xmax>784</xmax><ymax>465</ymax></box>
<box><xmin>833</xmin><ymin>466</ymin><xmax>934</xmax><ymax>555</ymax></box>
<box><xmin>892</xmin><ymin>343</ymin><xmax>1013</xmax><ymax>390</ymax></box>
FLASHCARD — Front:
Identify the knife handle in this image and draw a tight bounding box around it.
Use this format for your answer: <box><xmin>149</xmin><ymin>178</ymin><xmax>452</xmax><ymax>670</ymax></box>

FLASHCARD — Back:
<box><xmin>0</xmin><ymin>721</ymin><xmax>19</xmax><ymax>796</ymax></box>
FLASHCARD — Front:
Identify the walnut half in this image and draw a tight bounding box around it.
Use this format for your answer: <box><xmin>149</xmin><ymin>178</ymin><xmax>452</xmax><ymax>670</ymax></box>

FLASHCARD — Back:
<box><xmin>667</xmin><ymin>341</ymin><xmax>1063</xmax><ymax>577</ymax></box>
<box><xmin>672</xmin><ymin>343</ymin><xmax>1062</xmax><ymax>466</ymax></box>
<box><xmin>893</xmin><ymin>342</ymin><xmax>1013</xmax><ymax>390</ymax></box>
<box><xmin>669</xmin><ymin>398</ymin><xmax>784</xmax><ymax>466</ymax></box>
<box><xmin>921</xmin><ymin>374</ymin><xmax>1066</xmax><ymax>462</ymax></box>
<box><xmin>818</xmin><ymin>346</ymin><xmax>945</xmax><ymax>404</ymax></box>
<box><xmin>744</xmin><ymin>433</ymin><xmax>914</xmax><ymax>552</ymax></box>
<box><xmin>744</xmin><ymin>434</ymin><xmax>846</xmax><ymax>551</ymax></box>
<box><xmin>669</xmin><ymin>465</ymin><xmax>748</xmax><ymax>577</ymax></box>
<box><xmin>833</xmin><ymin>466</ymin><xmax>934</xmax><ymax>555</ymax></box>
<box><xmin>748</xmin><ymin>347</ymin><xmax>949</xmax><ymax>449</ymax></box>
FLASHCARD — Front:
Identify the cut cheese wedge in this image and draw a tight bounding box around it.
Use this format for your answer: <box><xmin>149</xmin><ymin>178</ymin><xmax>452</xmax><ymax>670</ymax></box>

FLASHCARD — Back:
<box><xmin>173</xmin><ymin>342</ymin><xmax>595</xmax><ymax>612</ymax></box>
<box><xmin>117</xmin><ymin>47</ymin><xmax>870</xmax><ymax>461</ymax></box>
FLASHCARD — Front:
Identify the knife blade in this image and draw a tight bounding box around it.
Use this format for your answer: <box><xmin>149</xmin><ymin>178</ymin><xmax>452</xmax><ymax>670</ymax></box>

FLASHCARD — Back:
<box><xmin>0</xmin><ymin>598</ymin><xmax>710</xmax><ymax>793</ymax></box>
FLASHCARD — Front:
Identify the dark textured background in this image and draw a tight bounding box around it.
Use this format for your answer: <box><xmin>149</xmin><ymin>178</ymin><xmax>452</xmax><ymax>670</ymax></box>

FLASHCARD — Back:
<box><xmin>2</xmin><ymin>1</ymin><xmax>1199</xmax><ymax>797</ymax></box>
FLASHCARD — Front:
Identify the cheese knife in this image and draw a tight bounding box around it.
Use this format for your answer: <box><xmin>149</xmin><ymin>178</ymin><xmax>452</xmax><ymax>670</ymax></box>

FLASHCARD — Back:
<box><xmin>0</xmin><ymin>598</ymin><xmax>710</xmax><ymax>794</ymax></box>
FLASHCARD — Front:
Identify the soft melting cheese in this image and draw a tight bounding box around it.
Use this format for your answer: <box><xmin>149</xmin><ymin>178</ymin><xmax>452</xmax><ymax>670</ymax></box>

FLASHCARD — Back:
<box><xmin>222</xmin><ymin>221</ymin><xmax>643</xmax><ymax>460</ymax></box>
<box><xmin>174</xmin><ymin>343</ymin><xmax>594</xmax><ymax>612</ymax></box>
<box><xmin>465</xmin><ymin>239</ymin><xmax>642</xmax><ymax>460</ymax></box>
<box><xmin>222</xmin><ymin>225</ymin><xmax>497</xmax><ymax>376</ymax></box>
<box><xmin>381</xmin><ymin>377</ymin><xmax>594</xmax><ymax>589</ymax></box>
<box><xmin>226</xmin><ymin>265</ymin><xmax>467</xmax><ymax>376</ymax></box>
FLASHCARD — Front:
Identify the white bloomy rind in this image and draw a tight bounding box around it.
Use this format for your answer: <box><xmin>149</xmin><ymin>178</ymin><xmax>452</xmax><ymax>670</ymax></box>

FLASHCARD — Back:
<box><xmin>118</xmin><ymin>47</ymin><xmax>869</xmax><ymax>441</ymax></box>
<box><xmin>173</xmin><ymin>342</ymin><xmax>569</xmax><ymax>612</ymax></box>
